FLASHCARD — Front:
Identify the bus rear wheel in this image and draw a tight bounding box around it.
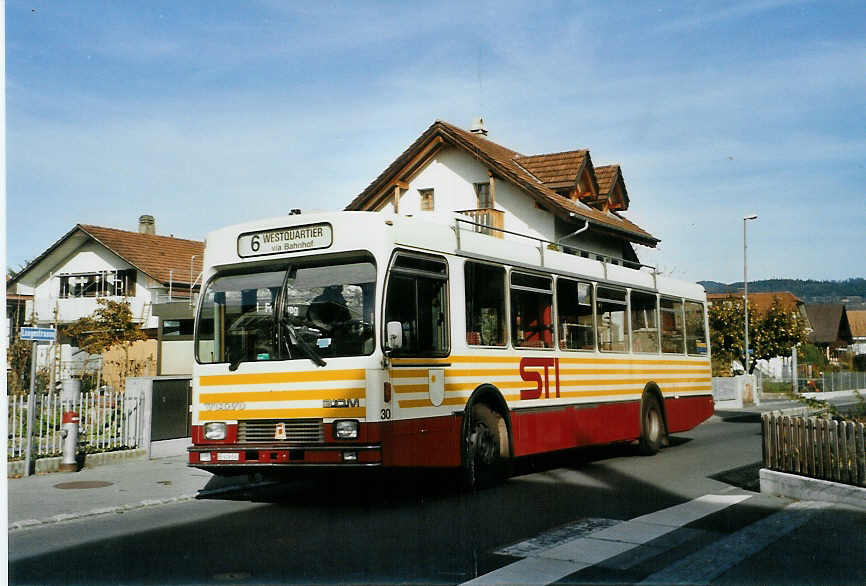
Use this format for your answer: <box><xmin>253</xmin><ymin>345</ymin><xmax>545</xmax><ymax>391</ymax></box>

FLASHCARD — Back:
<box><xmin>462</xmin><ymin>403</ymin><xmax>503</xmax><ymax>490</ymax></box>
<box><xmin>638</xmin><ymin>395</ymin><xmax>666</xmax><ymax>456</ymax></box>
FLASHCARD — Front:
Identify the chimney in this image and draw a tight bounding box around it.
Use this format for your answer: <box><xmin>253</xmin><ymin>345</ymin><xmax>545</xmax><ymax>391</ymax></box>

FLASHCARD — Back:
<box><xmin>470</xmin><ymin>116</ymin><xmax>488</xmax><ymax>136</ymax></box>
<box><xmin>138</xmin><ymin>215</ymin><xmax>155</xmax><ymax>235</ymax></box>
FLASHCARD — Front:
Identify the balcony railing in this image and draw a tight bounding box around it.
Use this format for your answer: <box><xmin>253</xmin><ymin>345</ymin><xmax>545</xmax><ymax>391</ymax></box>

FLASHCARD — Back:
<box><xmin>456</xmin><ymin>208</ymin><xmax>505</xmax><ymax>238</ymax></box>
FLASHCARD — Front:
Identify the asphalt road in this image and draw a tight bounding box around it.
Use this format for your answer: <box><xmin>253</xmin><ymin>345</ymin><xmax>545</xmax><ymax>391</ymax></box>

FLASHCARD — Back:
<box><xmin>10</xmin><ymin>412</ymin><xmax>866</xmax><ymax>585</ymax></box>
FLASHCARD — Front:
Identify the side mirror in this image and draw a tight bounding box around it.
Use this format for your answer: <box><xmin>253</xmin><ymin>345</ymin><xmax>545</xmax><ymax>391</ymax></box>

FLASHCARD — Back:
<box><xmin>386</xmin><ymin>321</ymin><xmax>403</xmax><ymax>350</ymax></box>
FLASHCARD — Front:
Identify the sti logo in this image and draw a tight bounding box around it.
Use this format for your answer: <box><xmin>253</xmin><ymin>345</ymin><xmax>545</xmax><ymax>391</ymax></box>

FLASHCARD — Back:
<box><xmin>519</xmin><ymin>357</ymin><xmax>561</xmax><ymax>400</ymax></box>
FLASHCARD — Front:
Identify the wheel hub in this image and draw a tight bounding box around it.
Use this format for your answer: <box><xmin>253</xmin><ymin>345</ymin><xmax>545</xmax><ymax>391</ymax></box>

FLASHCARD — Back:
<box><xmin>471</xmin><ymin>422</ymin><xmax>496</xmax><ymax>465</ymax></box>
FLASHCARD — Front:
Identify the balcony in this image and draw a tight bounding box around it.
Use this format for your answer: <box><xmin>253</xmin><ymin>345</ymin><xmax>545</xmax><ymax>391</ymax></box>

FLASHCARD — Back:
<box><xmin>457</xmin><ymin>208</ymin><xmax>505</xmax><ymax>238</ymax></box>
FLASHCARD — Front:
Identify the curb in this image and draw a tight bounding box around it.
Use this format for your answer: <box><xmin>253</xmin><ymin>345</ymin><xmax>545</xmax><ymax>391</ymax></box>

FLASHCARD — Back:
<box><xmin>759</xmin><ymin>468</ymin><xmax>866</xmax><ymax>511</ymax></box>
<box><xmin>8</xmin><ymin>493</ymin><xmax>199</xmax><ymax>531</ymax></box>
<box><xmin>7</xmin><ymin>448</ymin><xmax>148</xmax><ymax>477</ymax></box>
<box><xmin>7</xmin><ymin>479</ymin><xmax>280</xmax><ymax>532</ymax></box>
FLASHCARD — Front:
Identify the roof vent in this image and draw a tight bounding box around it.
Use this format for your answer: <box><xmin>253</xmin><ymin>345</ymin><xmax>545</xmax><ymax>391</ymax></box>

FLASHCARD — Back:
<box><xmin>138</xmin><ymin>215</ymin><xmax>155</xmax><ymax>235</ymax></box>
<box><xmin>470</xmin><ymin>116</ymin><xmax>488</xmax><ymax>136</ymax></box>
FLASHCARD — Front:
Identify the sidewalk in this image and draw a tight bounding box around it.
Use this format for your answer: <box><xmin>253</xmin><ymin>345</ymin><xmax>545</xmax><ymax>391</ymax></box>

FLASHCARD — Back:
<box><xmin>7</xmin><ymin>454</ymin><xmax>260</xmax><ymax>530</ymax></box>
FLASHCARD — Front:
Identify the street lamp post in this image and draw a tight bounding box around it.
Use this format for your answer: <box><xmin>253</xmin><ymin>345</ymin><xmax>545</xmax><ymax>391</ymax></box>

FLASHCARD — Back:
<box><xmin>743</xmin><ymin>214</ymin><xmax>758</xmax><ymax>372</ymax></box>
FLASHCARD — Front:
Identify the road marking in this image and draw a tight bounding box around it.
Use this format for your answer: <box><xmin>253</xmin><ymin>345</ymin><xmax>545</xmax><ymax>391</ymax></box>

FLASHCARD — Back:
<box><xmin>495</xmin><ymin>518</ymin><xmax>619</xmax><ymax>558</ymax></box>
<box><xmin>461</xmin><ymin>494</ymin><xmax>751</xmax><ymax>586</ymax></box>
<box><xmin>640</xmin><ymin>500</ymin><xmax>823</xmax><ymax>584</ymax></box>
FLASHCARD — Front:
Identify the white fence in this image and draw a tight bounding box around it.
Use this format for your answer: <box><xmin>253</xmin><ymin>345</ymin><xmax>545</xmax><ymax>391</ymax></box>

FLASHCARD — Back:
<box><xmin>759</xmin><ymin>370</ymin><xmax>866</xmax><ymax>394</ymax></box>
<box><xmin>8</xmin><ymin>391</ymin><xmax>143</xmax><ymax>460</ymax></box>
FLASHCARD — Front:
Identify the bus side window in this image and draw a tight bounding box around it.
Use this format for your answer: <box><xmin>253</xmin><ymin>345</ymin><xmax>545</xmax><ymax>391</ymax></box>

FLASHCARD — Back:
<box><xmin>630</xmin><ymin>291</ymin><xmax>659</xmax><ymax>353</ymax></box>
<box><xmin>385</xmin><ymin>254</ymin><xmax>449</xmax><ymax>356</ymax></box>
<box><xmin>596</xmin><ymin>286</ymin><xmax>628</xmax><ymax>352</ymax></box>
<box><xmin>511</xmin><ymin>272</ymin><xmax>553</xmax><ymax>349</ymax></box>
<box><xmin>684</xmin><ymin>301</ymin><xmax>708</xmax><ymax>356</ymax></box>
<box><xmin>464</xmin><ymin>262</ymin><xmax>506</xmax><ymax>347</ymax></box>
<box><xmin>557</xmin><ymin>278</ymin><xmax>594</xmax><ymax>351</ymax></box>
<box><xmin>660</xmin><ymin>297</ymin><xmax>685</xmax><ymax>354</ymax></box>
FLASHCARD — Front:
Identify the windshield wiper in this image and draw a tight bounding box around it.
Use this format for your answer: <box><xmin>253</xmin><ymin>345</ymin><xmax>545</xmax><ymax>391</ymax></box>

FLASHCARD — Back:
<box><xmin>281</xmin><ymin>316</ymin><xmax>327</xmax><ymax>367</ymax></box>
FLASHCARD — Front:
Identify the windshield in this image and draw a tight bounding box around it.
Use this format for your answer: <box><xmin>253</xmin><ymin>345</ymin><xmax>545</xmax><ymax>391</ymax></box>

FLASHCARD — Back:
<box><xmin>196</xmin><ymin>258</ymin><xmax>376</xmax><ymax>366</ymax></box>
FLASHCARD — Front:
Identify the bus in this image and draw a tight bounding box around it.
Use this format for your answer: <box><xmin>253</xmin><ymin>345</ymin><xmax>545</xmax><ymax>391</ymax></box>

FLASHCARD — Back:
<box><xmin>188</xmin><ymin>211</ymin><xmax>713</xmax><ymax>487</ymax></box>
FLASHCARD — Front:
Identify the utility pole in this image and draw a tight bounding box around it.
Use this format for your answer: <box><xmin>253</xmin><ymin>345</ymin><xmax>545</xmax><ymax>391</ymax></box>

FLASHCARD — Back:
<box><xmin>743</xmin><ymin>214</ymin><xmax>757</xmax><ymax>372</ymax></box>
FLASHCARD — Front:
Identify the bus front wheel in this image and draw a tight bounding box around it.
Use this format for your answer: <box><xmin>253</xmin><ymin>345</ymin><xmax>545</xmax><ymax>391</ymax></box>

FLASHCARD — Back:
<box><xmin>462</xmin><ymin>403</ymin><xmax>503</xmax><ymax>490</ymax></box>
<box><xmin>638</xmin><ymin>395</ymin><xmax>666</xmax><ymax>456</ymax></box>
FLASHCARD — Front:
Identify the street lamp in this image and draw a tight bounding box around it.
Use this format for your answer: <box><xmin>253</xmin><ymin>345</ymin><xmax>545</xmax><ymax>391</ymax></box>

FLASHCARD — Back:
<box><xmin>743</xmin><ymin>214</ymin><xmax>758</xmax><ymax>372</ymax></box>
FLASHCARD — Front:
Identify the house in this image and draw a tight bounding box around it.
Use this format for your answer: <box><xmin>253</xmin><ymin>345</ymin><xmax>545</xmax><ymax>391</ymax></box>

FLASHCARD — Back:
<box><xmin>805</xmin><ymin>304</ymin><xmax>853</xmax><ymax>362</ymax></box>
<box><xmin>6</xmin><ymin>215</ymin><xmax>204</xmax><ymax>385</ymax></box>
<box><xmin>345</xmin><ymin>119</ymin><xmax>658</xmax><ymax>264</ymax></box>
<box><xmin>844</xmin><ymin>309</ymin><xmax>866</xmax><ymax>356</ymax></box>
<box><xmin>5</xmin><ymin>277</ymin><xmax>32</xmax><ymax>343</ymax></box>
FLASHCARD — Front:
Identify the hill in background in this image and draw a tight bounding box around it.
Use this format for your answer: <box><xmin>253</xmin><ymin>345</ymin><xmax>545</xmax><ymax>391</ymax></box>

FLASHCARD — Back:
<box><xmin>698</xmin><ymin>278</ymin><xmax>866</xmax><ymax>309</ymax></box>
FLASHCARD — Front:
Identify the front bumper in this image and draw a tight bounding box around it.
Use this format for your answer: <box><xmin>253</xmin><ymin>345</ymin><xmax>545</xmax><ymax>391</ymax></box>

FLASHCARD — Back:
<box><xmin>188</xmin><ymin>443</ymin><xmax>382</xmax><ymax>468</ymax></box>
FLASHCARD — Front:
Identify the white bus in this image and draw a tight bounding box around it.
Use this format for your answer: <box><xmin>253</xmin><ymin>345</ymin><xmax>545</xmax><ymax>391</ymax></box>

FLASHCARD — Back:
<box><xmin>189</xmin><ymin>211</ymin><xmax>713</xmax><ymax>487</ymax></box>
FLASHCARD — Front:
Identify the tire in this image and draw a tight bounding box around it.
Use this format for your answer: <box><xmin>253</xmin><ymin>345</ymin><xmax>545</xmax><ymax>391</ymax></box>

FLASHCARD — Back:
<box><xmin>638</xmin><ymin>395</ymin><xmax>666</xmax><ymax>456</ymax></box>
<box><xmin>462</xmin><ymin>403</ymin><xmax>505</xmax><ymax>490</ymax></box>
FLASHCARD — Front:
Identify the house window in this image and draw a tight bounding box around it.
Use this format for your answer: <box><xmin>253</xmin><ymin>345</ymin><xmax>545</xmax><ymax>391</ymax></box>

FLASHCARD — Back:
<box><xmin>59</xmin><ymin>269</ymin><xmax>137</xmax><ymax>298</ymax></box>
<box><xmin>162</xmin><ymin>319</ymin><xmax>195</xmax><ymax>338</ymax></box>
<box><xmin>419</xmin><ymin>189</ymin><xmax>434</xmax><ymax>211</ymax></box>
<box><xmin>475</xmin><ymin>182</ymin><xmax>492</xmax><ymax>209</ymax></box>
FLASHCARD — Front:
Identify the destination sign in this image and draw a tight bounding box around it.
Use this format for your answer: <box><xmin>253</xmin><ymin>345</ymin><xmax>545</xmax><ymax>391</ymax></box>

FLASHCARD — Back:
<box><xmin>237</xmin><ymin>223</ymin><xmax>333</xmax><ymax>257</ymax></box>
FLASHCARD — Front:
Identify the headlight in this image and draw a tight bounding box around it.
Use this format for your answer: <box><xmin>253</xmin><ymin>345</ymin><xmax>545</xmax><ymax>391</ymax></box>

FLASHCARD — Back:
<box><xmin>203</xmin><ymin>422</ymin><xmax>227</xmax><ymax>440</ymax></box>
<box><xmin>334</xmin><ymin>420</ymin><xmax>359</xmax><ymax>439</ymax></box>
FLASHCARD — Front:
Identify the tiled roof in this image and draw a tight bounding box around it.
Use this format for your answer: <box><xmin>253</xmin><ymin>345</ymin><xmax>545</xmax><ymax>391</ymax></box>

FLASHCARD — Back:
<box><xmin>707</xmin><ymin>291</ymin><xmax>804</xmax><ymax>314</ymax></box>
<box><xmin>516</xmin><ymin>150</ymin><xmax>589</xmax><ymax>186</ymax></box>
<box><xmin>77</xmin><ymin>225</ymin><xmax>203</xmax><ymax>285</ymax></box>
<box><xmin>594</xmin><ymin>165</ymin><xmax>619</xmax><ymax>194</ymax></box>
<box><xmin>847</xmin><ymin>310</ymin><xmax>866</xmax><ymax>338</ymax></box>
<box><xmin>347</xmin><ymin>120</ymin><xmax>658</xmax><ymax>246</ymax></box>
<box><xmin>805</xmin><ymin>304</ymin><xmax>853</xmax><ymax>345</ymax></box>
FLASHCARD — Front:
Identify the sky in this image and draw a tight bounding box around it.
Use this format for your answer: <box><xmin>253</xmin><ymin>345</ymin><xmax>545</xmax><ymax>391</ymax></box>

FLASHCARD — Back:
<box><xmin>5</xmin><ymin>0</ymin><xmax>865</xmax><ymax>283</ymax></box>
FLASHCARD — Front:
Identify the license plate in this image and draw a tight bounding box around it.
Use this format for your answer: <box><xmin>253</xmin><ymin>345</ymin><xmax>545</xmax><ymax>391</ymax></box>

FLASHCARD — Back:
<box><xmin>217</xmin><ymin>452</ymin><xmax>240</xmax><ymax>461</ymax></box>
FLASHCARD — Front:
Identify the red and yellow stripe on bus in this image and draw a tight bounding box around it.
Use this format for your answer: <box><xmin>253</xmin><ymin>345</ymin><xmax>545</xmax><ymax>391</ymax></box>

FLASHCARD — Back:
<box><xmin>196</xmin><ymin>368</ymin><xmax>366</xmax><ymax>420</ymax></box>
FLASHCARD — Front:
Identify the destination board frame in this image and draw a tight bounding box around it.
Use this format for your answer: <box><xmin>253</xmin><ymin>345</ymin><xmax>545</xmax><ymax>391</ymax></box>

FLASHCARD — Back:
<box><xmin>237</xmin><ymin>222</ymin><xmax>333</xmax><ymax>258</ymax></box>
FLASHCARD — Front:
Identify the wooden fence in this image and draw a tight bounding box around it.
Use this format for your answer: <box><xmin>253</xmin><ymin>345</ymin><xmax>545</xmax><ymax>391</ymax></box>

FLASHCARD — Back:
<box><xmin>762</xmin><ymin>413</ymin><xmax>866</xmax><ymax>487</ymax></box>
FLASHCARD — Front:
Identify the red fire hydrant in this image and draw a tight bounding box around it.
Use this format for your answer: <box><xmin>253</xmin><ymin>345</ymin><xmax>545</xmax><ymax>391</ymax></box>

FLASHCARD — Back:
<box><xmin>60</xmin><ymin>411</ymin><xmax>80</xmax><ymax>472</ymax></box>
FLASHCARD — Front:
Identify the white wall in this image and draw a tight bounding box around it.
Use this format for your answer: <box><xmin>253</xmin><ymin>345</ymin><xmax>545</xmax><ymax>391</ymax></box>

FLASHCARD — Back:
<box><xmin>394</xmin><ymin>146</ymin><xmax>555</xmax><ymax>241</ymax></box>
<box><xmin>160</xmin><ymin>340</ymin><xmax>194</xmax><ymax>375</ymax></box>
<box><xmin>28</xmin><ymin>241</ymin><xmax>159</xmax><ymax>329</ymax></box>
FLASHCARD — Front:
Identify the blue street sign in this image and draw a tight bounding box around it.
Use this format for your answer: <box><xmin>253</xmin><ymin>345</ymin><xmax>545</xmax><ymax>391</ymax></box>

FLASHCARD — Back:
<box><xmin>20</xmin><ymin>327</ymin><xmax>57</xmax><ymax>341</ymax></box>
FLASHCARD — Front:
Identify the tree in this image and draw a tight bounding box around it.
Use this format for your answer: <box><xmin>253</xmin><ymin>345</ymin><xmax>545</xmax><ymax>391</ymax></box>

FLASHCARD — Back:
<box><xmin>708</xmin><ymin>296</ymin><xmax>809</xmax><ymax>375</ymax></box>
<box><xmin>7</xmin><ymin>259</ymin><xmax>31</xmax><ymax>279</ymax></box>
<box><xmin>62</xmin><ymin>299</ymin><xmax>148</xmax><ymax>390</ymax></box>
<box><xmin>7</xmin><ymin>338</ymin><xmax>34</xmax><ymax>394</ymax></box>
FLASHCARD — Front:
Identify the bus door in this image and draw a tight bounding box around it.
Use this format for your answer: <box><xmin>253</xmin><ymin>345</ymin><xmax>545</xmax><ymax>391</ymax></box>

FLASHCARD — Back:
<box><xmin>383</xmin><ymin>252</ymin><xmax>450</xmax><ymax>414</ymax></box>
